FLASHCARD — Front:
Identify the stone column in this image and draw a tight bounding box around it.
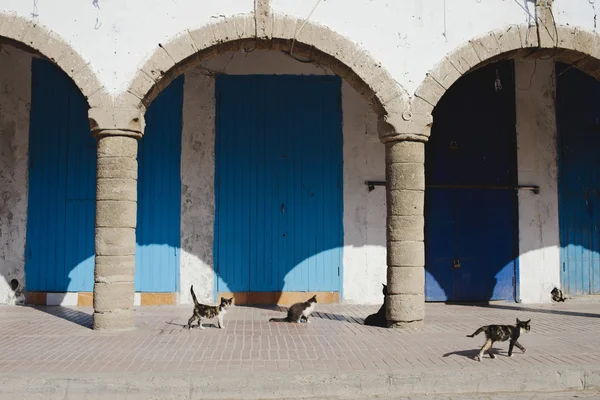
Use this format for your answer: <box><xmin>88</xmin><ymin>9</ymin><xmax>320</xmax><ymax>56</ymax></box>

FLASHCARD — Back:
<box><xmin>89</xmin><ymin>107</ymin><xmax>144</xmax><ymax>331</ymax></box>
<box><xmin>385</xmin><ymin>139</ymin><xmax>426</xmax><ymax>329</ymax></box>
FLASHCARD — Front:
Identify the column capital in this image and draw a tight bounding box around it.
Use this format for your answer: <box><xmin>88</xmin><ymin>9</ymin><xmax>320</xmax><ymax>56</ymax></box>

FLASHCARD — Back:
<box><xmin>377</xmin><ymin>117</ymin><xmax>431</xmax><ymax>144</ymax></box>
<box><xmin>89</xmin><ymin>106</ymin><xmax>145</xmax><ymax>139</ymax></box>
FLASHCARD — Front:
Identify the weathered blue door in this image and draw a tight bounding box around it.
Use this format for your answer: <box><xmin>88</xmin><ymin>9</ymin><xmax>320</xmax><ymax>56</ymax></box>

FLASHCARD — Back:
<box><xmin>425</xmin><ymin>61</ymin><xmax>517</xmax><ymax>302</ymax></box>
<box><xmin>26</xmin><ymin>59</ymin><xmax>96</xmax><ymax>292</ymax></box>
<box><xmin>557</xmin><ymin>63</ymin><xmax>600</xmax><ymax>295</ymax></box>
<box><xmin>135</xmin><ymin>76</ymin><xmax>184</xmax><ymax>292</ymax></box>
<box><xmin>215</xmin><ymin>75</ymin><xmax>343</xmax><ymax>295</ymax></box>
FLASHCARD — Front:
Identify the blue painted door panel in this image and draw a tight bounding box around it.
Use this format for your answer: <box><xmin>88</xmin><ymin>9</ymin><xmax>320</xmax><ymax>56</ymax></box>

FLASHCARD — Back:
<box><xmin>425</xmin><ymin>60</ymin><xmax>517</xmax><ymax>302</ymax></box>
<box><xmin>26</xmin><ymin>59</ymin><xmax>96</xmax><ymax>292</ymax></box>
<box><xmin>135</xmin><ymin>76</ymin><xmax>184</xmax><ymax>292</ymax></box>
<box><xmin>215</xmin><ymin>75</ymin><xmax>343</xmax><ymax>294</ymax></box>
<box><xmin>557</xmin><ymin>63</ymin><xmax>600</xmax><ymax>295</ymax></box>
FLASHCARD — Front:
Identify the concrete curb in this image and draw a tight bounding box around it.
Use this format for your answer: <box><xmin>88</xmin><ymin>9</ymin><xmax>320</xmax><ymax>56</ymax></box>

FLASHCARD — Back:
<box><xmin>1</xmin><ymin>365</ymin><xmax>599</xmax><ymax>399</ymax></box>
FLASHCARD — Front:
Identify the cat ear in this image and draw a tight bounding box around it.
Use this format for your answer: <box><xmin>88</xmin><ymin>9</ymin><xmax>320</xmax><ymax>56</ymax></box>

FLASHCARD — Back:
<box><xmin>516</xmin><ymin>318</ymin><xmax>521</xmax><ymax>324</ymax></box>
<box><xmin>525</xmin><ymin>319</ymin><xmax>531</xmax><ymax>324</ymax></box>
<box><xmin>221</xmin><ymin>297</ymin><xmax>225</xmax><ymax>303</ymax></box>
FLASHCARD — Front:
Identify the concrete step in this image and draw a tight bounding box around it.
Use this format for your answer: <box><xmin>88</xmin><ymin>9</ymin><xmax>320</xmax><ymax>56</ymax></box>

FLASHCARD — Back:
<box><xmin>1</xmin><ymin>365</ymin><xmax>600</xmax><ymax>400</ymax></box>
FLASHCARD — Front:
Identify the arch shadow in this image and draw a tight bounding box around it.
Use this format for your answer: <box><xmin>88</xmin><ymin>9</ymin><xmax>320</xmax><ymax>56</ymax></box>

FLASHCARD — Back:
<box><xmin>415</xmin><ymin>24</ymin><xmax>600</xmax><ymax>303</ymax></box>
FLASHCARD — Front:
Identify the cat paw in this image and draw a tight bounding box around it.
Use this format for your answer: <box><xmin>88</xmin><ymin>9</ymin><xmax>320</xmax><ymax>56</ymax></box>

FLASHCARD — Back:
<box><xmin>522</xmin><ymin>349</ymin><xmax>526</xmax><ymax>354</ymax></box>
<box><xmin>508</xmin><ymin>353</ymin><xmax>513</xmax><ymax>358</ymax></box>
<box><xmin>490</xmin><ymin>354</ymin><xmax>496</xmax><ymax>359</ymax></box>
<box><xmin>474</xmin><ymin>356</ymin><xmax>481</xmax><ymax>362</ymax></box>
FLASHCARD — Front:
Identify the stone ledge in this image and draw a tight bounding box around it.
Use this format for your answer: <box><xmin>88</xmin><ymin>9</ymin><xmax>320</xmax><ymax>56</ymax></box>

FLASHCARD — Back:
<box><xmin>2</xmin><ymin>366</ymin><xmax>597</xmax><ymax>398</ymax></box>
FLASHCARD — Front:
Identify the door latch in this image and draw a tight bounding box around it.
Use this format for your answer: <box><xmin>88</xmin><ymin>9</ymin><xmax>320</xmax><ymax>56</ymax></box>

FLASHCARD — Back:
<box><xmin>281</xmin><ymin>203</ymin><xmax>285</xmax><ymax>213</ymax></box>
<box><xmin>453</xmin><ymin>259</ymin><xmax>461</xmax><ymax>269</ymax></box>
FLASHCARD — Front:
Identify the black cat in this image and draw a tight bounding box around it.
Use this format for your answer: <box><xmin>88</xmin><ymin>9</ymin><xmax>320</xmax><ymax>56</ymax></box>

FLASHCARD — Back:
<box><xmin>551</xmin><ymin>287</ymin><xmax>566</xmax><ymax>302</ymax></box>
<box><xmin>364</xmin><ymin>284</ymin><xmax>388</xmax><ymax>327</ymax></box>
<box><xmin>467</xmin><ymin>318</ymin><xmax>531</xmax><ymax>361</ymax></box>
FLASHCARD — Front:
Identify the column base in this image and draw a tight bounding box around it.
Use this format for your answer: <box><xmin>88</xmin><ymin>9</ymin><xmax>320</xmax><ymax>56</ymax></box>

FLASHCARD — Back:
<box><xmin>387</xmin><ymin>319</ymin><xmax>424</xmax><ymax>330</ymax></box>
<box><xmin>92</xmin><ymin>309</ymin><xmax>135</xmax><ymax>331</ymax></box>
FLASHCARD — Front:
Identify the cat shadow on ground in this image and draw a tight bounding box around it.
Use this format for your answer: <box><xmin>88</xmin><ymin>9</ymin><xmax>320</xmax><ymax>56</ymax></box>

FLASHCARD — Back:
<box><xmin>166</xmin><ymin>320</ymin><xmax>221</xmax><ymax>329</ymax></box>
<box><xmin>442</xmin><ymin>348</ymin><xmax>506</xmax><ymax>360</ymax></box>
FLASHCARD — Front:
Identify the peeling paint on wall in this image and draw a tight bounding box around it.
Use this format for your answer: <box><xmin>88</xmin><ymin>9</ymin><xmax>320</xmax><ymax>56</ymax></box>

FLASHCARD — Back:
<box><xmin>0</xmin><ymin>45</ymin><xmax>32</xmax><ymax>305</ymax></box>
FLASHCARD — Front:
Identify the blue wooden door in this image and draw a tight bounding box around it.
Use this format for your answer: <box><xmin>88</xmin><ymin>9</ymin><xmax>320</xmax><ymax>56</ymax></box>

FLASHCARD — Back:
<box><xmin>135</xmin><ymin>76</ymin><xmax>184</xmax><ymax>292</ymax></box>
<box><xmin>425</xmin><ymin>61</ymin><xmax>517</xmax><ymax>302</ymax></box>
<box><xmin>557</xmin><ymin>63</ymin><xmax>600</xmax><ymax>295</ymax></box>
<box><xmin>215</xmin><ymin>75</ymin><xmax>343</xmax><ymax>295</ymax></box>
<box><xmin>26</xmin><ymin>59</ymin><xmax>96</xmax><ymax>292</ymax></box>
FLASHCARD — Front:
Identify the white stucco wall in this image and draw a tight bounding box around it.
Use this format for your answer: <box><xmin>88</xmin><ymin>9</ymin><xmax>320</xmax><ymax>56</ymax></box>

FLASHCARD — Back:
<box><xmin>515</xmin><ymin>59</ymin><xmax>561</xmax><ymax>304</ymax></box>
<box><xmin>0</xmin><ymin>0</ymin><xmax>556</xmax><ymax>99</ymax></box>
<box><xmin>0</xmin><ymin>44</ymin><xmax>32</xmax><ymax>304</ymax></box>
<box><xmin>179</xmin><ymin>50</ymin><xmax>386</xmax><ymax>305</ymax></box>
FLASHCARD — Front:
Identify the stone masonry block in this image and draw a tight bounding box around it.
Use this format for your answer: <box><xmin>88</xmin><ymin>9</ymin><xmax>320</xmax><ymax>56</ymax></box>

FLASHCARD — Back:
<box><xmin>97</xmin><ymin>157</ymin><xmax>138</xmax><ymax>180</ymax></box>
<box><xmin>0</xmin><ymin>13</ymin><xmax>18</xmax><ymax>38</ymax></box>
<box><xmin>126</xmin><ymin>71</ymin><xmax>156</xmax><ymax>102</ymax></box>
<box><xmin>93</xmin><ymin>309</ymin><xmax>134</xmax><ymax>331</ymax></box>
<box><xmin>387</xmin><ymin>240</ymin><xmax>424</xmax><ymax>267</ymax></box>
<box><xmin>446</xmin><ymin>41</ymin><xmax>481</xmax><ymax>74</ymax></box>
<box><xmin>572</xmin><ymin>29</ymin><xmax>600</xmax><ymax>60</ymax></box>
<box><xmin>387</xmin><ymin>266</ymin><xmax>425</xmax><ymax>296</ymax></box>
<box><xmin>557</xmin><ymin>26</ymin><xmax>576</xmax><ymax>51</ymax></box>
<box><xmin>97</xmin><ymin>136</ymin><xmax>138</xmax><ymax>158</ymax></box>
<box><xmin>387</xmin><ymin>216</ymin><xmax>424</xmax><ymax>242</ymax></box>
<box><xmin>387</xmin><ymin>190</ymin><xmax>424</xmax><ymax>217</ymax></box>
<box><xmin>271</xmin><ymin>15</ymin><xmax>297</xmax><ymax>40</ymax></box>
<box><xmin>386</xmin><ymin>163</ymin><xmax>425</xmax><ymax>191</ymax></box>
<box><xmin>97</xmin><ymin>178</ymin><xmax>137</xmax><ymax>202</ymax></box>
<box><xmin>94</xmin><ymin>255</ymin><xmax>135</xmax><ymax>282</ymax></box>
<box><xmin>160</xmin><ymin>33</ymin><xmax>197</xmax><ymax>66</ymax></box>
<box><xmin>494</xmin><ymin>25</ymin><xmax>523</xmax><ymax>54</ymax></box>
<box><xmin>211</xmin><ymin>18</ymin><xmax>239</xmax><ymax>44</ymax></box>
<box><xmin>386</xmin><ymin>293</ymin><xmax>425</xmax><ymax>322</ymax></box>
<box><xmin>385</xmin><ymin>141</ymin><xmax>425</xmax><ymax>164</ymax></box>
<box><xmin>428</xmin><ymin>58</ymin><xmax>462</xmax><ymax>90</ymax></box>
<box><xmin>370</xmin><ymin>70</ymin><xmax>405</xmax><ymax>106</ymax></box>
<box><xmin>519</xmin><ymin>24</ymin><xmax>539</xmax><ymax>48</ymax></box>
<box><xmin>89</xmin><ymin>107</ymin><xmax>145</xmax><ymax>134</ymax></box>
<box><xmin>188</xmin><ymin>25</ymin><xmax>220</xmax><ymax>51</ymax></box>
<box><xmin>411</xmin><ymin>97</ymin><xmax>434</xmax><ymax>115</ymax></box>
<box><xmin>139</xmin><ymin>47</ymin><xmax>176</xmax><ymax>82</ymax></box>
<box><xmin>21</xmin><ymin>22</ymin><xmax>51</xmax><ymax>52</ymax></box>
<box><xmin>236</xmin><ymin>14</ymin><xmax>256</xmax><ymax>39</ymax></box>
<box><xmin>71</xmin><ymin>67</ymin><xmax>104</xmax><ymax>100</ymax></box>
<box><xmin>96</xmin><ymin>200</ymin><xmax>137</xmax><ymax>228</ymax></box>
<box><xmin>93</xmin><ymin>282</ymin><xmax>134</xmax><ymax>312</ymax></box>
<box><xmin>95</xmin><ymin>227</ymin><xmax>136</xmax><ymax>256</ymax></box>
<box><xmin>470</xmin><ymin>32</ymin><xmax>501</xmax><ymax>63</ymax></box>
<box><xmin>1</xmin><ymin>14</ymin><xmax>30</xmax><ymax>42</ymax></box>
<box><xmin>414</xmin><ymin>74</ymin><xmax>446</xmax><ymax>107</ymax></box>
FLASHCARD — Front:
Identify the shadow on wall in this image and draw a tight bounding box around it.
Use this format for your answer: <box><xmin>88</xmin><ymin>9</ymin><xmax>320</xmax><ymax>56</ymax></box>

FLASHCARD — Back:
<box><xmin>3</xmin><ymin>58</ymin><xmax>385</xmax><ymax>310</ymax></box>
<box><xmin>424</xmin><ymin>60</ymin><xmax>520</xmax><ymax>304</ymax></box>
<box><xmin>426</xmin><ymin>59</ymin><xmax>600</xmax><ymax>303</ymax></box>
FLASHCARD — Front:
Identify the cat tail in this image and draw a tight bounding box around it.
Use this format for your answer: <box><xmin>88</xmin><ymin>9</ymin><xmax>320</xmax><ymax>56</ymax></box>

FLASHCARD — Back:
<box><xmin>190</xmin><ymin>285</ymin><xmax>200</xmax><ymax>307</ymax></box>
<box><xmin>467</xmin><ymin>327</ymin><xmax>484</xmax><ymax>338</ymax></box>
<box><xmin>269</xmin><ymin>317</ymin><xmax>288</xmax><ymax>323</ymax></box>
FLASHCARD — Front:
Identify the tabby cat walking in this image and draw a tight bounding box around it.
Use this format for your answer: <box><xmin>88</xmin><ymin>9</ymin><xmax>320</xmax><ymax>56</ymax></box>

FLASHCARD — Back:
<box><xmin>467</xmin><ymin>318</ymin><xmax>531</xmax><ymax>361</ymax></box>
<box><xmin>186</xmin><ymin>285</ymin><xmax>233</xmax><ymax>330</ymax></box>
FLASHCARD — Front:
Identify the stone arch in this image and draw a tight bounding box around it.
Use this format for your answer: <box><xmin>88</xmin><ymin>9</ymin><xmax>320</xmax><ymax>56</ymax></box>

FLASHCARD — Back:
<box><xmin>118</xmin><ymin>13</ymin><xmax>413</xmax><ymax>139</ymax></box>
<box><xmin>413</xmin><ymin>24</ymin><xmax>600</xmax><ymax>133</ymax></box>
<box><xmin>0</xmin><ymin>12</ymin><xmax>107</xmax><ymax>105</ymax></box>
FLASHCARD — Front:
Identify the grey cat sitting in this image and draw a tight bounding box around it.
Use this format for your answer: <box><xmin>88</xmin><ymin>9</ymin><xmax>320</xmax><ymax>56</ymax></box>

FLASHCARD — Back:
<box><xmin>364</xmin><ymin>284</ymin><xmax>388</xmax><ymax>327</ymax></box>
<box><xmin>467</xmin><ymin>318</ymin><xmax>531</xmax><ymax>361</ymax></box>
<box><xmin>269</xmin><ymin>295</ymin><xmax>317</xmax><ymax>323</ymax></box>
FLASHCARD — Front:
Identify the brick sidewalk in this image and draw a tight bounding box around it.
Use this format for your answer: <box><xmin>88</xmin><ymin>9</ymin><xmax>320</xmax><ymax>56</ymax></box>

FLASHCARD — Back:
<box><xmin>0</xmin><ymin>298</ymin><xmax>599</xmax><ymax>376</ymax></box>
